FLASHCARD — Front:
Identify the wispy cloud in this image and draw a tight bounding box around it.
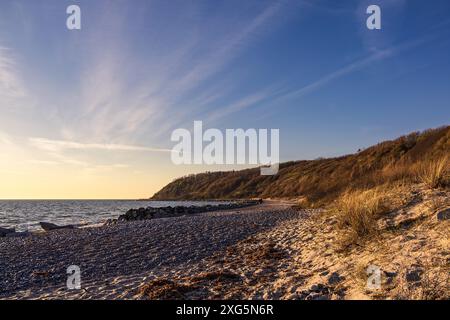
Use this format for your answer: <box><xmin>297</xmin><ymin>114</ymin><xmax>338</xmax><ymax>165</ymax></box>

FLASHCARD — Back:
<box><xmin>0</xmin><ymin>47</ymin><xmax>26</xmax><ymax>103</ymax></box>
<box><xmin>71</xmin><ymin>54</ymin><xmax>162</xmax><ymax>142</ymax></box>
<box><xmin>168</xmin><ymin>1</ymin><xmax>284</xmax><ymax>96</ymax></box>
<box><xmin>206</xmin><ymin>88</ymin><xmax>281</xmax><ymax>123</ymax></box>
<box><xmin>271</xmin><ymin>34</ymin><xmax>435</xmax><ymax>104</ymax></box>
<box><xmin>29</xmin><ymin>137</ymin><xmax>173</xmax><ymax>153</ymax></box>
<box><xmin>204</xmin><ymin>36</ymin><xmax>429</xmax><ymax>123</ymax></box>
<box><xmin>0</xmin><ymin>130</ymin><xmax>12</xmax><ymax>145</ymax></box>
<box><xmin>27</xmin><ymin>158</ymin><xmax>131</xmax><ymax>172</ymax></box>
<box><xmin>27</xmin><ymin>137</ymin><xmax>172</xmax><ymax>170</ymax></box>
<box><xmin>58</xmin><ymin>1</ymin><xmax>288</xmax><ymax>143</ymax></box>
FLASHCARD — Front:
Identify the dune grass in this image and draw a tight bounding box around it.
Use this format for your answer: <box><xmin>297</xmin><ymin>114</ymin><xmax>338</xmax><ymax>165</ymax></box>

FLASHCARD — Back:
<box><xmin>418</xmin><ymin>156</ymin><xmax>449</xmax><ymax>189</ymax></box>
<box><xmin>334</xmin><ymin>188</ymin><xmax>391</xmax><ymax>246</ymax></box>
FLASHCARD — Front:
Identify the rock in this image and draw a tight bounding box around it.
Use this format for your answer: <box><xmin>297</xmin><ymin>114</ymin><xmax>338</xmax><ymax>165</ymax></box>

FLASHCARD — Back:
<box><xmin>310</xmin><ymin>283</ymin><xmax>324</xmax><ymax>292</ymax></box>
<box><xmin>305</xmin><ymin>292</ymin><xmax>320</xmax><ymax>300</ymax></box>
<box><xmin>437</xmin><ymin>208</ymin><xmax>450</xmax><ymax>221</ymax></box>
<box><xmin>6</xmin><ymin>231</ymin><xmax>31</xmax><ymax>238</ymax></box>
<box><xmin>39</xmin><ymin>222</ymin><xmax>75</xmax><ymax>232</ymax></box>
<box><xmin>382</xmin><ymin>271</ymin><xmax>397</xmax><ymax>285</ymax></box>
<box><xmin>104</xmin><ymin>219</ymin><xmax>118</xmax><ymax>226</ymax></box>
<box><xmin>0</xmin><ymin>227</ymin><xmax>15</xmax><ymax>237</ymax></box>
<box><xmin>117</xmin><ymin>200</ymin><xmax>262</xmax><ymax>222</ymax></box>
<box><xmin>328</xmin><ymin>272</ymin><xmax>344</xmax><ymax>285</ymax></box>
<box><xmin>384</xmin><ymin>271</ymin><xmax>398</xmax><ymax>278</ymax></box>
<box><xmin>405</xmin><ymin>269</ymin><xmax>422</xmax><ymax>282</ymax></box>
<box><xmin>305</xmin><ymin>292</ymin><xmax>329</xmax><ymax>300</ymax></box>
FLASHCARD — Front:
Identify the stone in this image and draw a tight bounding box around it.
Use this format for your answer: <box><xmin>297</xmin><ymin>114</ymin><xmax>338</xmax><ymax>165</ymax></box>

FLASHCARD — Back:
<box><xmin>310</xmin><ymin>283</ymin><xmax>324</xmax><ymax>292</ymax></box>
<box><xmin>437</xmin><ymin>208</ymin><xmax>450</xmax><ymax>221</ymax></box>
<box><xmin>405</xmin><ymin>269</ymin><xmax>422</xmax><ymax>282</ymax></box>
<box><xmin>0</xmin><ymin>227</ymin><xmax>16</xmax><ymax>237</ymax></box>
<box><xmin>104</xmin><ymin>219</ymin><xmax>118</xmax><ymax>226</ymax></box>
<box><xmin>39</xmin><ymin>222</ymin><xmax>75</xmax><ymax>231</ymax></box>
<box><xmin>305</xmin><ymin>292</ymin><xmax>321</xmax><ymax>300</ymax></box>
<box><xmin>306</xmin><ymin>292</ymin><xmax>329</xmax><ymax>300</ymax></box>
<box><xmin>117</xmin><ymin>200</ymin><xmax>261</xmax><ymax>222</ymax></box>
<box><xmin>6</xmin><ymin>231</ymin><xmax>31</xmax><ymax>238</ymax></box>
<box><xmin>328</xmin><ymin>272</ymin><xmax>344</xmax><ymax>285</ymax></box>
<box><xmin>384</xmin><ymin>271</ymin><xmax>398</xmax><ymax>278</ymax></box>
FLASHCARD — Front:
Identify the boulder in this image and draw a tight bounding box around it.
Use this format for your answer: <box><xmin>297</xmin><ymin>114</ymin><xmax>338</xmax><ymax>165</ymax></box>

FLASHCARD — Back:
<box><xmin>117</xmin><ymin>200</ymin><xmax>262</xmax><ymax>222</ymax></box>
<box><xmin>118</xmin><ymin>208</ymin><xmax>156</xmax><ymax>221</ymax></box>
<box><xmin>39</xmin><ymin>222</ymin><xmax>75</xmax><ymax>232</ymax></box>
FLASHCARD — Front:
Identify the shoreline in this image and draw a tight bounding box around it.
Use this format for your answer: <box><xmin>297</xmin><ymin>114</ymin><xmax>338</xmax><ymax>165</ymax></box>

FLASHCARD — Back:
<box><xmin>0</xmin><ymin>200</ymin><xmax>300</xmax><ymax>299</ymax></box>
<box><xmin>2</xmin><ymin>188</ymin><xmax>448</xmax><ymax>300</ymax></box>
<box><xmin>0</xmin><ymin>199</ymin><xmax>261</xmax><ymax>234</ymax></box>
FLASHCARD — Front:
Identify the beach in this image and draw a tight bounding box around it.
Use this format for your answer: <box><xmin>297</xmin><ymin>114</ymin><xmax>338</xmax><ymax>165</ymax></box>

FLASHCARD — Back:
<box><xmin>0</xmin><ymin>200</ymin><xmax>302</xmax><ymax>299</ymax></box>
<box><xmin>1</xmin><ymin>186</ymin><xmax>448</xmax><ymax>300</ymax></box>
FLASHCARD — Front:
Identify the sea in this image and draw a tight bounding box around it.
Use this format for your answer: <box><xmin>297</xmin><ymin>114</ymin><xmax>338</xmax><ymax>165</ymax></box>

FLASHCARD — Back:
<box><xmin>0</xmin><ymin>200</ymin><xmax>228</xmax><ymax>232</ymax></box>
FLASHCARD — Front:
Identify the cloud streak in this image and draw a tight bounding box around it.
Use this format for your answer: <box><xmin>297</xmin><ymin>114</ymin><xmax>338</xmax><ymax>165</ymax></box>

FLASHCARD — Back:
<box><xmin>29</xmin><ymin>137</ymin><xmax>173</xmax><ymax>153</ymax></box>
<box><xmin>271</xmin><ymin>34</ymin><xmax>436</xmax><ymax>105</ymax></box>
<box><xmin>0</xmin><ymin>47</ymin><xmax>26</xmax><ymax>103</ymax></box>
<box><xmin>206</xmin><ymin>87</ymin><xmax>281</xmax><ymax>123</ymax></box>
<box><xmin>59</xmin><ymin>1</ymin><xmax>288</xmax><ymax>142</ymax></box>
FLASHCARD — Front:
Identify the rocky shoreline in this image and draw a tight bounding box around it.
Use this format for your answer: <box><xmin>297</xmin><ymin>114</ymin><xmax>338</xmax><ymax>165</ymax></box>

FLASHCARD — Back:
<box><xmin>109</xmin><ymin>199</ymin><xmax>263</xmax><ymax>224</ymax></box>
<box><xmin>0</xmin><ymin>200</ymin><xmax>263</xmax><ymax>236</ymax></box>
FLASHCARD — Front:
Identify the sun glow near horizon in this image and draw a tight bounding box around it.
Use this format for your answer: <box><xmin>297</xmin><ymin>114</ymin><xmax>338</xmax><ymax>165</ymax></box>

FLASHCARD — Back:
<box><xmin>0</xmin><ymin>132</ymin><xmax>262</xmax><ymax>199</ymax></box>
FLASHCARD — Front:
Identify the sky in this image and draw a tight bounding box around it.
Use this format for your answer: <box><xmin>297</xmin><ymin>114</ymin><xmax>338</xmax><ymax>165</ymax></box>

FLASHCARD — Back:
<box><xmin>0</xmin><ymin>0</ymin><xmax>449</xmax><ymax>199</ymax></box>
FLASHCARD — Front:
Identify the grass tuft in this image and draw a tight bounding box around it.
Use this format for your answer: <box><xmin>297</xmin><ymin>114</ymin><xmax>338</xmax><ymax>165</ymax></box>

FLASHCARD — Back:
<box><xmin>334</xmin><ymin>188</ymin><xmax>391</xmax><ymax>246</ymax></box>
<box><xmin>418</xmin><ymin>156</ymin><xmax>449</xmax><ymax>189</ymax></box>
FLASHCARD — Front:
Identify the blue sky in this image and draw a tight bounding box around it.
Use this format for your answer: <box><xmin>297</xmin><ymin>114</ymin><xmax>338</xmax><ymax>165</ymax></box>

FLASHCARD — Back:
<box><xmin>0</xmin><ymin>0</ymin><xmax>449</xmax><ymax>198</ymax></box>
